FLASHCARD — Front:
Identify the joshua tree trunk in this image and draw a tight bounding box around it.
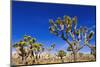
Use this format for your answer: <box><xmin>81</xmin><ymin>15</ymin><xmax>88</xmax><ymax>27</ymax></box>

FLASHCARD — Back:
<box><xmin>22</xmin><ymin>55</ymin><xmax>26</xmax><ymax>64</ymax></box>
<box><xmin>60</xmin><ymin>57</ymin><xmax>64</xmax><ymax>63</ymax></box>
<box><xmin>91</xmin><ymin>49</ymin><xmax>96</xmax><ymax>60</ymax></box>
<box><xmin>72</xmin><ymin>50</ymin><xmax>77</xmax><ymax>62</ymax></box>
<box><xmin>34</xmin><ymin>52</ymin><xmax>39</xmax><ymax>63</ymax></box>
<box><xmin>26</xmin><ymin>44</ymin><xmax>35</xmax><ymax>64</ymax></box>
<box><xmin>29</xmin><ymin>44</ymin><xmax>34</xmax><ymax>55</ymax></box>
<box><xmin>21</xmin><ymin>47</ymin><xmax>27</xmax><ymax>64</ymax></box>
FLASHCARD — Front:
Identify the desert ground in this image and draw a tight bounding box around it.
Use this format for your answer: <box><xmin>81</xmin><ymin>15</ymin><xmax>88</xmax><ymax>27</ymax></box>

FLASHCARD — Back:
<box><xmin>11</xmin><ymin>52</ymin><xmax>95</xmax><ymax>65</ymax></box>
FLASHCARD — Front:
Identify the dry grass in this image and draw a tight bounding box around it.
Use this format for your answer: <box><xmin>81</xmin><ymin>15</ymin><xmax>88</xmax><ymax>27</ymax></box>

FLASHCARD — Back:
<box><xmin>11</xmin><ymin>53</ymin><xmax>95</xmax><ymax>65</ymax></box>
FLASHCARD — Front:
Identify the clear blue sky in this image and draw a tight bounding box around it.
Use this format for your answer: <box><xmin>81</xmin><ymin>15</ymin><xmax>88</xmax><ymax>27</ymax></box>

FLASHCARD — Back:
<box><xmin>12</xmin><ymin>1</ymin><xmax>96</xmax><ymax>53</ymax></box>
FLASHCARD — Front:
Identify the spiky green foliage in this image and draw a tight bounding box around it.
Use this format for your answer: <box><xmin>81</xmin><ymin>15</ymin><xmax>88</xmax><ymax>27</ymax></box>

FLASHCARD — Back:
<box><xmin>32</xmin><ymin>43</ymin><xmax>43</xmax><ymax>52</ymax></box>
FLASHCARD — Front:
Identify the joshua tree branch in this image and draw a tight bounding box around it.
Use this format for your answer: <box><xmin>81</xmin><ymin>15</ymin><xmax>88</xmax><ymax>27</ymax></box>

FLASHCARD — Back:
<box><xmin>86</xmin><ymin>43</ymin><xmax>95</xmax><ymax>51</ymax></box>
<box><xmin>85</xmin><ymin>43</ymin><xmax>92</xmax><ymax>49</ymax></box>
<box><xmin>77</xmin><ymin>44</ymin><xmax>85</xmax><ymax>51</ymax></box>
<box><xmin>53</xmin><ymin>30</ymin><xmax>73</xmax><ymax>49</ymax></box>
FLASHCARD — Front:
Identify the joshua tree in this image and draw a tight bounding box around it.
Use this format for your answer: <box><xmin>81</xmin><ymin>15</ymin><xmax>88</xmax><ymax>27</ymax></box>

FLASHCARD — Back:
<box><xmin>13</xmin><ymin>40</ymin><xmax>27</xmax><ymax>64</ymax></box>
<box><xmin>49</xmin><ymin>15</ymin><xmax>95</xmax><ymax>62</ymax></box>
<box><xmin>51</xmin><ymin>44</ymin><xmax>56</xmax><ymax>49</ymax></box>
<box><xmin>13</xmin><ymin>35</ymin><xmax>42</xmax><ymax>64</ymax></box>
<box><xmin>47</xmin><ymin>44</ymin><xmax>56</xmax><ymax>56</ymax></box>
<box><xmin>48</xmin><ymin>44</ymin><xmax>56</xmax><ymax>61</ymax></box>
<box><xmin>32</xmin><ymin>43</ymin><xmax>43</xmax><ymax>61</ymax></box>
<box><xmin>23</xmin><ymin>35</ymin><xmax>36</xmax><ymax>56</ymax></box>
<box><xmin>57</xmin><ymin>50</ymin><xmax>66</xmax><ymax>63</ymax></box>
<box><xmin>78</xmin><ymin>52</ymin><xmax>84</xmax><ymax>57</ymax></box>
<box><xmin>24</xmin><ymin>35</ymin><xmax>44</xmax><ymax>63</ymax></box>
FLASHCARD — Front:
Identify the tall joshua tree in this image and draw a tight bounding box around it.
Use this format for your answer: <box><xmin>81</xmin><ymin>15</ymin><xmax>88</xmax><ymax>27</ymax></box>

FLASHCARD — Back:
<box><xmin>49</xmin><ymin>15</ymin><xmax>95</xmax><ymax>62</ymax></box>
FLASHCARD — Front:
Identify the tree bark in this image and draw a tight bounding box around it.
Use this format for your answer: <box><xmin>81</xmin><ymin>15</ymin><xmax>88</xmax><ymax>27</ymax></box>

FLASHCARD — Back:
<box><xmin>61</xmin><ymin>57</ymin><xmax>64</xmax><ymax>63</ymax></box>
<box><xmin>73</xmin><ymin>50</ymin><xmax>77</xmax><ymax>62</ymax></box>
